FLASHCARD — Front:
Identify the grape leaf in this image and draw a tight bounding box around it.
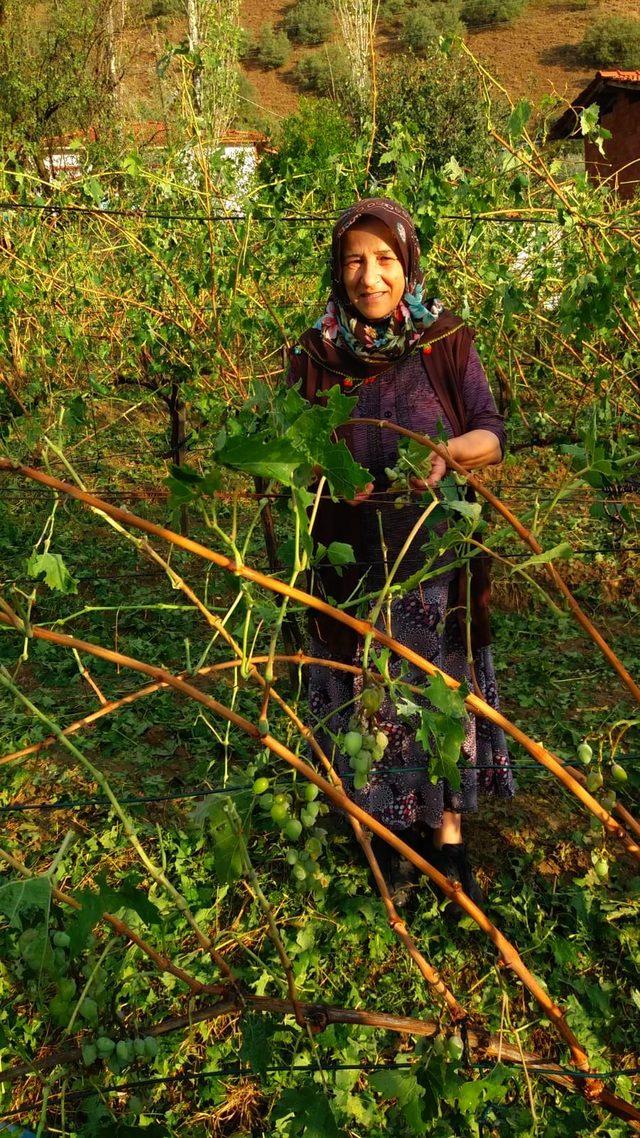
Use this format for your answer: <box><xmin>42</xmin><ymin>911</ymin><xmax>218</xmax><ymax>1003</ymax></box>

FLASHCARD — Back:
<box><xmin>326</xmin><ymin>541</ymin><xmax>356</xmax><ymax>572</ymax></box>
<box><xmin>579</xmin><ymin>102</ymin><xmax>600</xmax><ymax>137</ymax></box>
<box><xmin>416</xmin><ymin>710</ymin><xmax>466</xmax><ymax>790</ymax></box>
<box><xmin>68</xmin><ymin>874</ymin><xmax>161</xmax><ymax>955</ymax></box>
<box><xmin>275</xmin><ymin>1084</ymin><xmax>343</xmax><ymax>1137</ymax></box>
<box><xmin>216</xmin><ymin>433</ymin><xmax>303</xmax><ymax>484</ymax></box>
<box><xmin>447</xmin><ymin>498</ymin><xmax>482</xmax><ymax>524</ymax></box>
<box><xmin>0</xmin><ymin>876</ymin><xmax>52</xmax><ymax>930</ymax></box>
<box><xmin>191</xmin><ymin>796</ymin><xmax>249</xmax><ymax>884</ymax></box>
<box><xmin>239</xmin><ymin>1011</ymin><xmax>277</xmax><ymax>1078</ymax></box>
<box><xmin>511</xmin><ymin>542</ymin><xmax>572</xmax><ymax>573</ymax></box>
<box><xmin>507</xmin><ymin>98</ymin><xmax>531</xmax><ymax>141</ymax></box>
<box><xmin>370</xmin><ymin>1069</ymin><xmax>427</xmax><ymax>1134</ymax></box>
<box><xmin>425</xmin><ymin>672</ymin><xmax>467</xmax><ymax>719</ymax></box>
<box><xmin>27</xmin><ymin>551</ymin><xmax>78</xmax><ymax>594</ymax></box>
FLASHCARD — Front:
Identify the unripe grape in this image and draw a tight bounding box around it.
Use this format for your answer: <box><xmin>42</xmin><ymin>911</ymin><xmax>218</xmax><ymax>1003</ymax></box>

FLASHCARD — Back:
<box><xmin>284</xmin><ymin>818</ymin><xmax>302</xmax><ymax>841</ymax></box>
<box><xmin>343</xmin><ymin>731</ymin><xmax>363</xmax><ymax>757</ymax></box>
<box><xmin>577</xmin><ymin>742</ymin><xmax>593</xmax><ymax>765</ymax></box>
<box><xmin>79</xmin><ymin>998</ymin><xmax>98</xmax><ymax>1023</ymax></box>
<box><xmin>593</xmin><ymin>858</ymin><xmax>609</xmax><ymax>880</ymax></box>
<box><xmin>270</xmin><ymin>802</ymin><xmax>289</xmax><ymax>825</ymax></box>
<box><xmin>117</xmin><ymin>1040</ymin><xmax>133</xmax><ymax>1063</ymax></box>
<box><xmin>611</xmin><ymin>762</ymin><xmax>627</xmax><ymax>783</ymax></box>
<box><xmin>352</xmin><ymin>753</ymin><xmax>371</xmax><ymax>773</ymax></box>
<box><xmin>361</xmin><ymin>687</ymin><xmax>383</xmax><ymax>714</ymax></box>
<box><xmin>302</xmin><ymin>783</ymin><xmax>319</xmax><ymax>802</ymax></box>
<box><xmin>447</xmin><ymin>1034</ymin><xmax>464</xmax><ymax>1062</ymax></box>
<box><xmin>586</xmin><ymin>770</ymin><xmax>603</xmax><ymax>792</ymax></box>
<box><xmin>252</xmin><ymin>777</ymin><xmax>270</xmax><ymax>796</ymax></box>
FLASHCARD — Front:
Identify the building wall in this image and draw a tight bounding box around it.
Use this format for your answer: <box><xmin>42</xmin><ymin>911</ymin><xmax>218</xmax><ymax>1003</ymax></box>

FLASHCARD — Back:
<box><xmin>584</xmin><ymin>93</ymin><xmax>640</xmax><ymax>199</ymax></box>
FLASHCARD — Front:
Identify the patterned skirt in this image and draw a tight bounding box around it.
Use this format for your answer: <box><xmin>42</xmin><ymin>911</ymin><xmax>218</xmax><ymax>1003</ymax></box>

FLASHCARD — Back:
<box><xmin>308</xmin><ymin>580</ymin><xmax>515</xmax><ymax>831</ymax></box>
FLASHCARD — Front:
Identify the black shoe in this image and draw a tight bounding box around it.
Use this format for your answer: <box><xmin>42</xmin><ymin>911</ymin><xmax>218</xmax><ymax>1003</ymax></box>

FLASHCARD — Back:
<box><xmin>370</xmin><ymin>835</ymin><xmax>419</xmax><ymax>909</ymax></box>
<box><xmin>429</xmin><ymin>842</ymin><xmax>484</xmax><ymax>908</ymax></box>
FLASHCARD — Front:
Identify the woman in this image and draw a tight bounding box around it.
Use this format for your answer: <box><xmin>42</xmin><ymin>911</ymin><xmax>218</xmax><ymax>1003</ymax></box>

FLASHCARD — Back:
<box><xmin>288</xmin><ymin>198</ymin><xmax>515</xmax><ymax>903</ymax></box>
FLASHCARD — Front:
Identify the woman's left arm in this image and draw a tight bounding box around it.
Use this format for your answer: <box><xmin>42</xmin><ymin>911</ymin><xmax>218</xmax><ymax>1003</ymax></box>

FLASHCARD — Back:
<box><xmin>412</xmin><ymin>343</ymin><xmax>505</xmax><ymax>488</ymax></box>
<box><xmin>420</xmin><ymin>429</ymin><xmax>502</xmax><ymax>487</ymax></box>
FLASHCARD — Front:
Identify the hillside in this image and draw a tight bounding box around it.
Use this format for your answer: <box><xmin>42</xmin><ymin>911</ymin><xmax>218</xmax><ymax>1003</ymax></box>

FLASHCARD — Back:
<box><xmin>118</xmin><ymin>0</ymin><xmax>639</xmax><ymax>129</ymax></box>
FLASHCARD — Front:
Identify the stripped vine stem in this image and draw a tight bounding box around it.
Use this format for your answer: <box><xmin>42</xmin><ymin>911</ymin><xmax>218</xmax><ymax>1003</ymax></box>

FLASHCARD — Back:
<box><xmin>0</xmin><ymin>612</ymin><xmax>610</xmax><ymax>1079</ymax></box>
<box><xmin>0</xmin><ymin>461</ymin><xmax>636</xmax><ymax>862</ymax></box>
<box><xmin>353</xmin><ymin>417</ymin><xmax>640</xmax><ymax>706</ymax></box>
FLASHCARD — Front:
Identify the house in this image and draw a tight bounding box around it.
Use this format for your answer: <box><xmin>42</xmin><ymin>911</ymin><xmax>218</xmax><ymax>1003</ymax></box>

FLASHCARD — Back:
<box><xmin>549</xmin><ymin>71</ymin><xmax>640</xmax><ymax>199</ymax></box>
<box><xmin>43</xmin><ymin>123</ymin><xmax>268</xmax><ymax>187</ymax></box>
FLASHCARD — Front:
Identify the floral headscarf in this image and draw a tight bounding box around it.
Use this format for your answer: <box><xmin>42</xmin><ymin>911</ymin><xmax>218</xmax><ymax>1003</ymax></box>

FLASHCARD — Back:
<box><xmin>314</xmin><ymin>198</ymin><xmax>442</xmax><ymax>364</ymax></box>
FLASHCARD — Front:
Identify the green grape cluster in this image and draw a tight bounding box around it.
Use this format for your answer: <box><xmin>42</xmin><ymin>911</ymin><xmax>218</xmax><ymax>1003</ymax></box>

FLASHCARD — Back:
<box><xmin>252</xmin><ymin>776</ymin><xmax>326</xmax><ymax>887</ymax></box>
<box><xmin>342</xmin><ymin>685</ymin><xmax>389</xmax><ymax>790</ymax></box>
<box><xmin>577</xmin><ymin>739</ymin><xmax>627</xmax><ymax>806</ymax></box>
<box><xmin>577</xmin><ymin>739</ymin><xmax>629</xmax><ymax>881</ymax></box>
<box><xmin>384</xmin><ymin>450</ymin><xmax>432</xmax><ymax>508</ymax></box>
<box><xmin>81</xmin><ymin>1034</ymin><xmax>157</xmax><ymax>1068</ymax></box>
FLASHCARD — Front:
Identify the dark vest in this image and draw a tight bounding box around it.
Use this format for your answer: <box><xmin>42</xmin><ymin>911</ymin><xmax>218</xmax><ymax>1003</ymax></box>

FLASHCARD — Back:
<box><xmin>289</xmin><ymin>319</ymin><xmax>492</xmax><ymax>660</ymax></box>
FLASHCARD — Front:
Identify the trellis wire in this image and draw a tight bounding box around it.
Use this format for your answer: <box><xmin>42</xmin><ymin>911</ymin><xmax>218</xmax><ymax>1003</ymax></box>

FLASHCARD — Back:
<box><xmin>2</xmin><ymin>200</ymin><xmax>638</xmax><ymax>230</ymax></box>
<box><xmin>1</xmin><ymin>757</ymin><xmax>637</xmax><ymax>815</ymax></box>
<box><xmin>0</xmin><ymin>1056</ymin><xmax>638</xmax><ymax>1126</ymax></box>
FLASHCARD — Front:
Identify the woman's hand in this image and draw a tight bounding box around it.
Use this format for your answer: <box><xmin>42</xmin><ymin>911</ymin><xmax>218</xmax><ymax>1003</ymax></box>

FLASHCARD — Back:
<box><xmin>410</xmin><ymin>431</ymin><xmax>502</xmax><ymax>492</ymax></box>
<box><xmin>345</xmin><ymin>481</ymin><xmax>374</xmax><ymax>506</ymax></box>
<box><xmin>409</xmin><ymin>452</ymin><xmax>447</xmax><ymax>490</ymax></box>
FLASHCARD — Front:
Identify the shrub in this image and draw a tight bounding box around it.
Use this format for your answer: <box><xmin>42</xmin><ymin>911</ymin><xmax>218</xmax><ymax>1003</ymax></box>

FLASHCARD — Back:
<box><xmin>400</xmin><ymin>3</ymin><xmax>464</xmax><ymax>53</ymax></box>
<box><xmin>258</xmin><ymin>98</ymin><xmax>360</xmax><ymax>209</ymax></box>
<box><xmin>461</xmin><ymin>0</ymin><xmax>526</xmax><ymax>25</ymax></box>
<box><xmin>255</xmin><ymin>25</ymin><xmax>291</xmax><ymax>69</ymax></box>
<box><xmin>378</xmin><ymin>0</ymin><xmax>410</xmax><ymax>24</ymax></box>
<box><xmin>147</xmin><ymin>0</ymin><xmax>181</xmax><ymax>17</ymax></box>
<box><xmin>373</xmin><ymin>48</ymin><xmax>495</xmax><ymax>172</ymax></box>
<box><xmin>579</xmin><ymin>16</ymin><xmax>640</xmax><ymax>68</ymax></box>
<box><xmin>284</xmin><ymin>0</ymin><xmax>333</xmax><ymax>45</ymax></box>
<box><xmin>294</xmin><ymin>48</ymin><xmax>351</xmax><ymax>96</ymax></box>
<box><xmin>237</xmin><ymin>27</ymin><xmax>253</xmax><ymax>62</ymax></box>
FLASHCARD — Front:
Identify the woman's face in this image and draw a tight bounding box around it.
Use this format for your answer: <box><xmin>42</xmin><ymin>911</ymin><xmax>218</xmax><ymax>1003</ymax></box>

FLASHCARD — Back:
<box><xmin>340</xmin><ymin>217</ymin><xmax>406</xmax><ymax>321</ymax></box>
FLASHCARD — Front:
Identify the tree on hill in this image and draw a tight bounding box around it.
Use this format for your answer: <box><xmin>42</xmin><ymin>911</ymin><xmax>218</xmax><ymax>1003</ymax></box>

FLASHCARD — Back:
<box><xmin>0</xmin><ymin>0</ymin><xmax>119</xmax><ymax>152</ymax></box>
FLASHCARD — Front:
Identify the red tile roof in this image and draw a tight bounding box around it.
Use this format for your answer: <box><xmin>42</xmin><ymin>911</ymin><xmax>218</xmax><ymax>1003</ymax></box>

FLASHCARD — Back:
<box><xmin>45</xmin><ymin>122</ymin><xmax>267</xmax><ymax>151</ymax></box>
<box><xmin>595</xmin><ymin>70</ymin><xmax>640</xmax><ymax>83</ymax></box>
<box><xmin>548</xmin><ymin>72</ymin><xmax>640</xmax><ymax>139</ymax></box>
